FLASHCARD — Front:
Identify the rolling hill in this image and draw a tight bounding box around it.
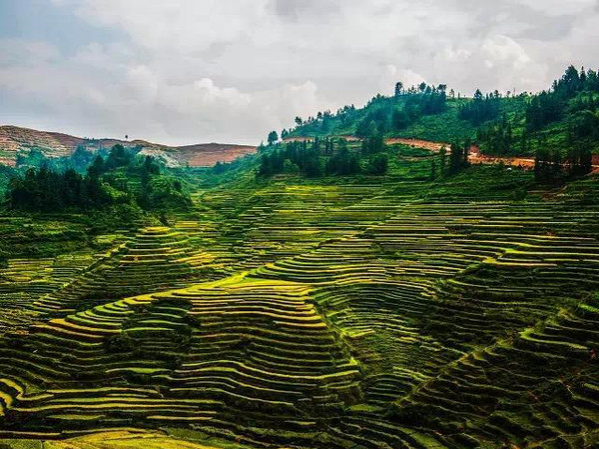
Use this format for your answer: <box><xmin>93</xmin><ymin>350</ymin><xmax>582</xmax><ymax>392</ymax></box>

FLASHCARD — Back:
<box><xmin>1</xmin><ymin>65</ymin><xmax>599</xmax><ymax>449</ymax></box>
<box><xmin>0</xmin><ymin>125</ymin><xmax>257</xmax><ymax>167</ymax></box>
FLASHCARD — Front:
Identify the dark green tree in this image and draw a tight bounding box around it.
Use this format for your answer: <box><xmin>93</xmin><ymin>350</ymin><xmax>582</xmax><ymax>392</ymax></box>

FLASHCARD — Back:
<box><xmin>267</xmin><ymin>131</ymin><xmax>279</xmax><ymax>146</ymax></box>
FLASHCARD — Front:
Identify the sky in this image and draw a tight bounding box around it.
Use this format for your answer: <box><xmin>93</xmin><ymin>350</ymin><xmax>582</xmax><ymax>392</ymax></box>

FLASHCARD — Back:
<box><xmin>1</xmin><ymin>0</ymin><xmax>598</xmax><ymax>145</ymax></box>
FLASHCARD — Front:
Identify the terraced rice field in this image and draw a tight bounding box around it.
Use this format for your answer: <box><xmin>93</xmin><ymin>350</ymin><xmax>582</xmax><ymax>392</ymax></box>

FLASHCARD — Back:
<box><xmin>1</xmin><ymin>173</ymin><xmax>599</xmax><ymax>448</ymax></box>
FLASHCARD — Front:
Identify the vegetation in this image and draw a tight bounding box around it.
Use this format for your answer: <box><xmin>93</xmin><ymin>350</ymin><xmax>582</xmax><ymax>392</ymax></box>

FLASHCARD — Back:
<box><xmin>280</xmin><ymin>66</ymin><xmax>599</xmax><ymax>171</ymax></box>
<box><xmin>6</xmin><ymin>144</ymin><xmax>191</xmax><ymax>212</ymax></box>
<box><xmin>1</xmin><ymin>65</ymin><xmax>599</xmax><ymax>449</ymax></box>
<box><xmin>284</xmin><ymin>82</ymin><xmax>449</xmax><ymax>140</ymax></box>
<box><xmin>534</xmin><ymin>143</ymin><xmax>593</xmax><ymax>184</ymax></box>
<box><xmin>257</xmin><ymin>137</ymin><xmax>389</xmax><ymax>178</ymax></box>
<box><xmin>458</xmin><ymin>89</ymin><xmax>502</xmax><ymax>125</ymax></box>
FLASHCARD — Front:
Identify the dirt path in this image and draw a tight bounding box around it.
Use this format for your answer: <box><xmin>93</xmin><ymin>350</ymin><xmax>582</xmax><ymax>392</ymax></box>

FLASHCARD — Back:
<box><xmin>468</xmin><ymin>152</ymin><xmax>536</xmax><ymax>169</ymax></box>
<box><xmin>282</xmin><ymin>136</ymin><xmax>599</xmax><ymax>172</ymax></box>
<box><xmin>385</xmin><ymin>138</ymin><xmax>449</xmax><ymax>152</ymax></box>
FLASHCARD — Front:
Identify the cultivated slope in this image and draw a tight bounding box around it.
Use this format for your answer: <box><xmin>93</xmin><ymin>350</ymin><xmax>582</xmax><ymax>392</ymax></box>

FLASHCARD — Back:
<box><xmin>1</xmin><ymin>168</ymin><xmax>599</xmax><ymax>448</ymax></box>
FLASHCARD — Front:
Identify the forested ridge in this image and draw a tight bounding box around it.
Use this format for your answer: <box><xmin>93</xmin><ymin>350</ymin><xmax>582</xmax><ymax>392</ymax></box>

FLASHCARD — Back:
<box><xmin>246</xmin><ymin>66</ymin><xmax>597</xmax><ymax>187</ymax></box>
<box><xmin>278</xmin><ymin>66</ymin><xmax>599</xmax><ymax>159</ymax></box>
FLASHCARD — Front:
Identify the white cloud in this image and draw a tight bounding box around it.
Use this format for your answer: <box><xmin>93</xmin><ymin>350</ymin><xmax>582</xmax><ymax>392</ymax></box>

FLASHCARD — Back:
<box><xmin>3</xmin><ymin>1</ymin><xmax>599</xmax><ymax>143</ymax></box>
<box><xmin>518</xmin><ymin>0</ymin><xmax>595</xmax><ymax>15</ymax></box>
<box><xmin>379</xmin><ymin>66</ymin><xmax>426</xmax><ymax>94</ymax></box>
<box><xmin>481</xmin><ymin>35</ymin><xmax>531</xmax><ymax>69</ymax></box>
<box><xmin>126</xmin><ymin>66</ymin><xmax>159</xmax><ymax>103</ymax></box>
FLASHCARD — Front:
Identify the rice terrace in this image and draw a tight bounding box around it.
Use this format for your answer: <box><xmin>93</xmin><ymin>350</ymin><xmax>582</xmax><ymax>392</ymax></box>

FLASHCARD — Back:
<box><xmin>2</xmin><ymin>1</ymin><xmax>599</xmax><ymax>448</ymax></box>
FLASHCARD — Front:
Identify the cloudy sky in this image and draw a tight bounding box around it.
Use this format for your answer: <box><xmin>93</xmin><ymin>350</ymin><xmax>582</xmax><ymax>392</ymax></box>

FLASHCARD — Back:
<box><xmin>1</xmin><ymin>0</ymin><xmax>598</xmax><ymax>145</ymax></box>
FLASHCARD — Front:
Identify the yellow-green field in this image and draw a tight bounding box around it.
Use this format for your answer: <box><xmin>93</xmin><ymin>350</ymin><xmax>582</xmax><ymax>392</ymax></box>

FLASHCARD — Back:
<box><xmin>0</xmin><ymin>430</ymin><xmax>228</xmax><ymax>449</ymax></box>
<box><xmin>1</xmin><ymin>166</ymin><xmax>599</xmax><ymax>448</ymax></box>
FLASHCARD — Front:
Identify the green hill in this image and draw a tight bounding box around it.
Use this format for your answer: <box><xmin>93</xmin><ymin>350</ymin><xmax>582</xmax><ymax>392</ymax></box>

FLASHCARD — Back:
<box><xmin>285</xmin><ymin>66</ymin><xmax>599</xmax><ymax>159</ymax></box>
<box><xmin>0</xmin><ymin>66</ymin><xmax>599</xmax><ymax>449</ymax></box>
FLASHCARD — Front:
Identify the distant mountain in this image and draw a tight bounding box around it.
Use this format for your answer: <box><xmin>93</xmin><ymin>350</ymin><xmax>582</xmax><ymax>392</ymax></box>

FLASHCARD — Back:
<box><xmin>0</xmin><ymin>125</ymin><xmax>256</xmax><ymax>167</ymax></box>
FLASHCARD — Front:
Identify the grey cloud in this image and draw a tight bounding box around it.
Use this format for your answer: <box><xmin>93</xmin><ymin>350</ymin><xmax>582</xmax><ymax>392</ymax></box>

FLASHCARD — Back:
<box><xmin>1</xmin><ymin>0</ymin><xmax>598</xmax><ymax>144</ymax></box>
<box><xmin>272</xmin><ymin>0</ymin><xmax>340</xmax><ymax>22</ymax></box>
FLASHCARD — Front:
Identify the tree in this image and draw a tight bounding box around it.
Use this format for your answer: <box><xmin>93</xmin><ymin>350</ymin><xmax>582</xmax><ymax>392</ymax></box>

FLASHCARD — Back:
<box><xmin>325</xmin><ymin>147</ymin><xmax>360</xmax><ymax>176</ymax></box>
<box><xmin>392</xmin><ymin>108</ymin><xmax>410</xmax><ymax>130</ymax></box>
<box><xmin>395</xmin><ymin>81</ymin><xmax>404</xmax><ymax>97</ymax></box>
<box><xmin>267</xmin><ymin>131</ymin><xmax>279</xmax><ymax>146</ymax></box>
<box><xmin>463</xmin><ymin>139</ymin><xmax>471</xmax><ymax>165</ymax></box>
<box><xmin>70</xmin><ymin>146</ymin><xmax>95</xmax><ymax>172</ymax></box>
<box><xmin>294</xmin><ymin>116</ymin><xmax>303</xmax><ymax>126</ymax></box>
<box><xmin>361</xmin><ymin>132</ymin><xmax>385</xmax><ymax>156</ymax></box>
<box><xmin>140</xmin><ymin>155</ymin><xmax>160</xmax><ymax>187</ymax></box>
<box><xmin>356</xmin><ymin>118</ymin><xmax>380</xmax><ymax>138</ymax></box>
<box><xmin>534</xmin><ymin>148</ymin><xmax>566</xmax><ymax>185</ymax></box>
<box><xmin>430</xmin><ymin>159</ymin><xmax>437</xmax><ymax>180</ymax></box>
<box><xmin>7</xmin><ymin>146</ymin><xmax>190</xmax><ymax>213</ymax></box>
<box><xmin>459</xmin><ymin>90</ymin><xmax>500</xmax><ymax>125</ymax></box>
<box><xmin>87</xmin><ymin>155</ymin><xmax>105</xmax><ymax>179</ymax></box>
<box><xmin>439</xmin><ymin>147</ymin><xmax>447</xmax><ymax>173</ymax></box>
<box><xmin>105</xmin><ymin>144</ymin><xmax>131</xmax><ymax>170</ymax></box>
<box><xmin>448</xmin><ymin>142</ymin><xmax>463</xmax><ymax>174</ymax></box>
<box><xmin>476</xmin><ymin>114</ymin><xmax>512</xmax><ymax>155</ymax></box>
<box><xmin>367</xmin><ymin>154</ymin><xmax>388</xmax><ymax>175</ymax></box>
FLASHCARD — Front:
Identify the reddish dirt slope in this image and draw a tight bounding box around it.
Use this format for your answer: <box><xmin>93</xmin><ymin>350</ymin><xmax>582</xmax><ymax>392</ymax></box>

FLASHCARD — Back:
<box><xmin>395</xmin><ymin>139</ymin><xmax>537</xmax><ymax>169</ymax></box>
<box><xmin>283</xmin><ymin>135</ymin><xmax>599</xmax><ymax>172</ymax></box>
<box><xmin>0</xmin><ymin>125</ymin><xmax>256</xmax><ymax>167</ymax></box>
<box><xmin>139</xmin><ymin>142</ymin><xmax>257</xmax><ymax>167</ymax></box>
<box><xmin>468</xmin><ymin>147</ymin><xmax>535</xmax><ymax>169</ymax></box>
<box><xmin>283</xmin><ymin>136</ymin><xmax>449</xmax><ymax>150</ymax></box>
<box><xmin>169</xmin><ymin>143</ymin><xmax>256</xmax><ymax>166</ymax></box>
<box><xmin>399</xmin><ymin>140</ymin><xmax>599</xmax><ymax>171</ymax></box>
<box><xmin>385</xmin><ymin>138</ymin><xmax>450</xmax><ymax>152</ymax></box>
<box><xmin>0</xmin><ymin>126</ymin><xmax>85</xmax><ymax>165</ymax></box>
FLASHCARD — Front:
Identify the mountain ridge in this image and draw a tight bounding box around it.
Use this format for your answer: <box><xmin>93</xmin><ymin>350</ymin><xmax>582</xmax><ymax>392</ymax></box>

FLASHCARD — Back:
<box><xmin>0</xmin><ymin>125</ymin><xmax>257</xmax><ymax>167</ymax></box>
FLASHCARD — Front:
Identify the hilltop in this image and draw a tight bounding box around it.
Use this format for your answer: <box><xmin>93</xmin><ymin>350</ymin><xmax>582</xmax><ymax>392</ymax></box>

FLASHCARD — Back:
<box><xmin>282</xmin><ymin>65</ymin><xmax>599</xmax><ymax>159</ymax></box>
<box><xmin>0</xmin><ymin>125</ymin><xmax>256</xmax><ymax>168</ymax></box>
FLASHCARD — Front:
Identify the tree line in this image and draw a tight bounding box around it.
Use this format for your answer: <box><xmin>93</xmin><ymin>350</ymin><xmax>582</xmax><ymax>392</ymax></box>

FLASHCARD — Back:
<box><xmin>8</xmin><ymin>166</ymin><xmax>110</xmax><ymax>212</ymax></box>
<box><xmin>526</xmin><ymin>65</ymin><xmax>599</xmax><ymax>132</ymax></box>
<box><xmin>356</xmin><ymin>84</ymin><xmax>448</xmax><ymax>137</ymax></box>
<box><xmin>475</xmin><ymin>66</ymin><xmax>599</xmax><ymax>158</ymax></box>
<box><xmin>459</xmin><ymin>90</ymin><xmax>502</xmax><ymax>125</ymax></box>
<box><xmin>430</xmin><ymin>141</ymin><xmax>471</xmax><ymax>180</ymax></box>
<box><xmin>534</xmin><ymin>144</ymin><xmax>593</xmax><ymax>185</ymax></box>
<box><xmin>258</xmin><ymin>137</ymin><xmax>388</xmax><ymax>178</ymax></box>
<box><xmin>7</xmin><ymin>144</ymin><xmax>190</xmax><ymax>212</ymax></box>
<box><xmin>283</xmin><ymin>83</ymin><xmax>448</xmax><ymax>140</ymax></box>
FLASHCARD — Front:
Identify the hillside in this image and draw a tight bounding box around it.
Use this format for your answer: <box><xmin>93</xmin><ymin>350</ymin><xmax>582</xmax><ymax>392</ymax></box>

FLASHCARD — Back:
<box><xmin>284</xmin><ymin>66</ymin><xmax>599</xmax><ymax>159</ymax></box>
<box><xmin>1</xmin><ymin>66</ymin><xmax>599</xmax><ymax>449</ymax></box>
<box><xmin>0</xmin><ymin>125</ymin><xmax>256</xmax><ymax>167</ymax></box>
<box><xmin>1</xmin><ymin>148</ymin><xmax>599</xmax><ymax>448</ymax></box>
